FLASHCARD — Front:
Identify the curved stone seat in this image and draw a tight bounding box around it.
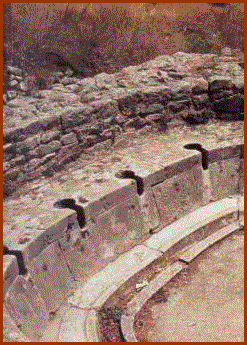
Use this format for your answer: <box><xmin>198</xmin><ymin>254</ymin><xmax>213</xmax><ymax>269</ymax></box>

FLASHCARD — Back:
<box><xmin>3</xmin><ymin>142</ymin><xmax>244</xmax><ymax>342</ymax></box>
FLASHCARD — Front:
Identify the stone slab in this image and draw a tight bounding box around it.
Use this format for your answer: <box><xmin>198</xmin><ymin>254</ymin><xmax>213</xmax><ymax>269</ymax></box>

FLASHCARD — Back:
<box><xmin>152</xmin><ymin>164</ymin><xmax>203</xmax><ymax>226</ymax></box>
<box><xmin>121</xmin><ymin>315</ymin><xmax>138</xmax><ymax>342</ymax></box>
<box><xmin>59</xmin><ymin>307</ymin><xmax>89</xmax><ymax>342</ymax></box>
<box><xmin>144</xmin><ymin>197</ymin><xmax>238</xmax><ymax>253</ymax></box>
<box><xmin>68</xmin><ymin>245</ymin><xmax>162</xmax><ymax>308</ymax></box>
<box><xmin>207</xmin><ymin>143</ymin><xmax>243</xmax><ymax>163</ymax></box>
<box><xmin>126</xmin><ymin>261</ymin><xmax>186</xmax><ymax>316</ymax></box>
<box><xmin>121</xmin><ymin>261</ymin><xmax>186</xmax><ymax>342</ymax></box>
<box><xmin>147</xmin><ymin>154</ymin><xmax>201</xmax><ymax>186</ymax></box>
<box><xmin>179</xmin><ymin>222</ymin><xmax>240</xmax><ymax>263</ymax></box>
<box><xmin>4</xmin><ymin>275</ymin><xmax>49</xmax><ymax>340</ymax></box>
<box><xmin>3</xmin><ymin>255</ymin><xmax>19</xmax><ymax>297</ymax></box>
<box><xmin>59</xmin><ymin>308</ymin><xmax>99</xmax><ymax>342</ymax></box>
<box><xmin>73</xmin><ymin>178</ymin><xmax>137</xmax><ymax>220</ymax></box>
<box><xmin>209</xmin><ymin>157</ymin><xmax>240</xmax><ymax>201</ymax></box>
<box><xmin>60</xmin><ymin>195</ymin><xmax>147</xmax><ymax>280</ymax></box>
<box><xmin>28</xmin><ymin>241</ymin><xmax>76</xmax><ymax>312</ymax></box>
<box><xmin>3</xmin><ymin>207</ymin><xmax>77</xmax><ymax>263</ymax></box>
<box><xmin>3</xmin><ymin>305</ymin><xmax>31</xmax><ymax>342</ymax></box>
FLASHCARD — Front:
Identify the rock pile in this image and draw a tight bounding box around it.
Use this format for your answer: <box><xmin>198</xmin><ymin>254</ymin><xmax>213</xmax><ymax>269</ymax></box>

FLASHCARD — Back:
<box><xmin>3</xmin><ymin>52</ymin><xmax>244</xmax><ymax>197</ymax></box>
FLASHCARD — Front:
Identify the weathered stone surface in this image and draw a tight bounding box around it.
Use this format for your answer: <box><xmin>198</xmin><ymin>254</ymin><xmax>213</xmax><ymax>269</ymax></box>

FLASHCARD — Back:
<box><xmin>3</xmin><ymin>255</ymin><xmax>19</xmax><ymax>297</ymax></box>
<box><xmin>192</xmin><ymin>94</ymin><xmax>210</xmax><ymax>110</ymax></box>
<box><xmin>3</xmin><ymin>52</ymin><xmax>244</xmax><ymax>197</ymax></box>
<box><xmin>7</xmin><ymin>90</ymin><xmax>17</xmax><ymax>99</ymax></box>
<box><xmin>59</xmin><ymin>106</ymin><xmax>90</xmax><ymax>129</ymax></box>
<box><xmin>125</xmin><ymin>117</ymin><xmax>147</xmax><ymax>130</ymax></box>
<box><xmin>47</xmin><ymin>140</ymin><xmax>61</xmax><ymax>152</ymax></box>
<box><xmin>28</xmin><ymin>241</ymin><xmax>75</xmax><ymax>312</ymax></box>
<box><xmin>210</xmin><ymin>89</ymin><xmax>234</xmax><ymax>101</ymax></box>
<box><xmin>209</xmin><ymin>157</ymin><xmax>240</xmax><ymax>201</ymax></box>
<box><xmin>4</xmin><ymin>275</ymin><xmax>49</xmax><ymax>340</ymax></box>
<box><xmin>16</xmin><ymin>135</ymin><xmax>40</xmax><ymax>154</ymax></box>
<box><xmin>60</xmin><ymin>132</ymin><xmax>78</xmax><ymax>145</ymax></box>
<box><xmin>7</xmin><ymin>65</ymin><xmax>22</xmax><ymax>76</ymax></box>
<box><xmin>83</xmin><ymin>134</ymin><xmax>101</xmax><ymax>148</ymax></box>
<box><xmin>9</xmin><ymin>155</ymin><xmax>26</xmax><ymax>167</ymax></box>
<box><xmin>41</xmin><ymin>130</ymin><xmax>60</xmax><ymax>143</ymax></box>
<box><xmin>208</xmin><ymin>76</ymin><xmax>233</xmax><ymax>91</ymax></box>
<box><xmin>68</xmin><ymin>244</ymin><xmax>161</xmax><ymax>308</ymax></box>
<box><xmin>144</xmin><ymin>197</ymin><xmax>238</xmax><ymax>252</ymax></box>
<box><xmin>3</xmin><ymin>306</ymin><xmax>31</xmax><ymax>342</ymax></box>
<box><xmin>4</xmin><ymin>168</ymin><xmax>19</xmax><ymax>181</ymax></box>
<box><xmin>168</xmin><ymin>100</ymin><xmax>191</xmax><ymax>113</ymax></box>
<box><xmin>213</xmin><ymin>94</ymin><xmax>244</xmax><ymax>113</ymax></box>
<box><xmin>182</xmin><ymin>107</ymin><xmax>212</xmax><ymax>124</ymax></box>
<box><xmin>35</xmin><ymin>143</ymin><xmax>55</xmax><ymax>157</ymax></box>
<box><xmin>152</xmin><ymin>165</ymin><xmax>203</xmax><ymax>227</ymax></box>
<box><xmin>61</xmin><ymin>77</ymin><xmax>78</xmax><ymax>85</ymax></box>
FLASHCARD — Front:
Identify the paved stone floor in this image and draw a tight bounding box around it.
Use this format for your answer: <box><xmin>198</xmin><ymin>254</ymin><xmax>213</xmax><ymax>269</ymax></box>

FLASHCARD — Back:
<box><xmin>135</xmin><ymin>228</ymin><xmax>244</xmax><ymax>342</ymax></box>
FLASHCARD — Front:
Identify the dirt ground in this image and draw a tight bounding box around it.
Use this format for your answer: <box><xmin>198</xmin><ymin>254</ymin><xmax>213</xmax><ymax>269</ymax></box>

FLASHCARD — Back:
<box><xmin>135</xmin><ymin>228</ymin><xmax>244</xmax><ymax>342</ymax></box>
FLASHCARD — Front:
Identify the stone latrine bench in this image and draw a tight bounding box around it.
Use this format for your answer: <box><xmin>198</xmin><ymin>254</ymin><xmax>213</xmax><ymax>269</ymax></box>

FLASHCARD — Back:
<box><xmin>3</xmin><ymin>140</ymin><xmax>244</xmax><ymax>342</ymax></box>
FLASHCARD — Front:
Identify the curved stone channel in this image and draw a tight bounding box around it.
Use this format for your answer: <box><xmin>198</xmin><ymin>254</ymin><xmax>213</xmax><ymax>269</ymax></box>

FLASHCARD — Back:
<box><xmin>3</xmin><ymin>141</ymin><xmax>244</xmax><ymax>342</ymax></box>
<box><xmin>134</xmin><ymin>228</ymin><xmax>244</xmax><ymax>342</ymax></box>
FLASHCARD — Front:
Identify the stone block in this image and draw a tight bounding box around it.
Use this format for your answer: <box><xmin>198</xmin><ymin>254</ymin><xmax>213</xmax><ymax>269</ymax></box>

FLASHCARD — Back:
<box><xmin>59</xmin><ymin>308</ymin><xmax>99</xmax><ymax>342</ymax></box>
<box><xmin>152</xmin><ymin>165</ymin><xmax>203</xmax><ymax>226</ymax></box>
<box><xmin>68</xmin><ymin>244</ymin><xmax>161</xmax><ymax>308</ymax></box>
<box><xmin>147</xmin><ymin>154</ymin><xmax>201</xmax><ymax>186</ymax></box>
<box><xmin>4</xmin><ymin>167</ymin><xmax>19</xmax><ymax>181</ymax></box>
<box><xmin>36</xmin><ymin>143</ymin><xmax>55</xmax><ymax>157</ymax></box>
<box><xmin>238</xmin><ymin>159</ymin><xmax>244</xmax><ymax>194</ymax></box>
<box><xmin>209</xmin><ymin>157</ymin><xmax>240</xmax><ymax>201</ymax></box>
<box><xmin>4</xmin><ymin>275</ymin><xmax>49</xmax><ymax>340</ymax></box>
<box><xmin>144</xmin><ymin>197</ymin><xmax>238</xmax><ymax>253</ymax></box>
<box><xmin>208</xmin><ymin>144</ymin><xmax>242</xmax><ymax>164</ymax></box>
<box><xmin>28</xmin><ymin>241</ymin><xmax>76</xmax><ymax>312</ymax></box>
<box><xmin>213</xmin><ymin>94</ymin><xmax>244</xmax><ymax>113</ymax></box>
<box><xmin>139</xmin><ymin>186</ymin><xmax>160</xmax><ymax>232</ymax></box>
<box><xmin>3</xmin><ymin>255</ymin><xmax>19</xmax><ymax>297</ymax></box>
<box><xmin>60</xmin><ymin>195</ymin><xmax>147</xmax><ymax>280</ymax></box>
<box><xmin>48</xmin><ymin>140</ymin><xmax>61</xmax><ymax>152</ymax></box>
<box><xmin>25</xmin><ymin>208</ymin><xmax>77</xmax><ymax>261</ymax></box>
<box><xmin>179</xmin><ymin>222</ymin><xmax>240</xmax><ymax>263</ymax></box>
<box><xmin>60</xmin><ymin>132</ymin><xmax>78</xmax><ymax>145</ymax></box>
<box><xmin>82</xmin><ymin>179</ymin><xmax>136</xmax><ymax>220</ymax></box>
<box><xmin>41</xmin><ymin>130</ymin><xmax>60</xmax><ymax>144</ymax></box>
<box><xmin>9</xmin><ymin>155</ymin><xmax>26</xmax><ymax>167</ymax></box>
<box><xmin>208</xmin><ymin>76</ymin><xmax>233</xmax><ymax>91</ymax></box>
<box><xmin>3</xmin><ymin>305</ymin><xmax>30</xmax><ymax>342</ymax></box>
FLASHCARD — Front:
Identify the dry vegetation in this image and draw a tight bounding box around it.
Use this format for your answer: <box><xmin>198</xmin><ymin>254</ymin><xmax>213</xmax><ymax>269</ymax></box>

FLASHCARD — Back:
<box><xmin>3</xmin><ymin>3</ymin><xmax>244</xmax><ymax>81</ymax></box>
